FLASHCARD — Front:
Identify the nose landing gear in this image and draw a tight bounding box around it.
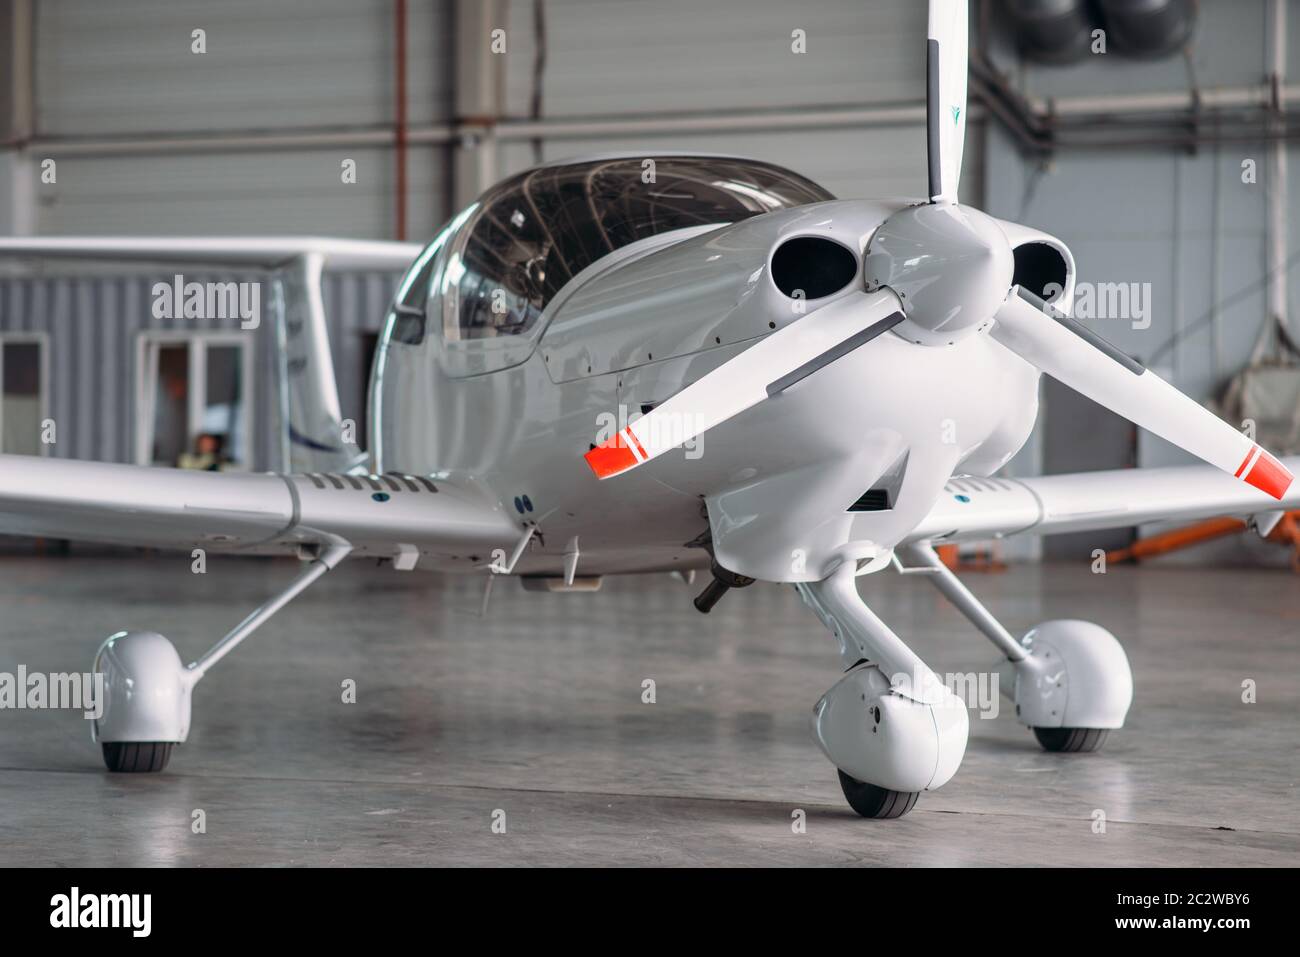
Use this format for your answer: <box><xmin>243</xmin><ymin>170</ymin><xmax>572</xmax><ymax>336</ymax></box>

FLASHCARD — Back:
<box><xmin>799</xmin><ymin>561</ymin><xmax>969</xmax><ymax>819</ymax></box>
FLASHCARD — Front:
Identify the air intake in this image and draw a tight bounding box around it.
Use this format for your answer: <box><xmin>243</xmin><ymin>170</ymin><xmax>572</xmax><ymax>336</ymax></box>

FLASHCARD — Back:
<box><xmin>1012</xmin><ymin>241</ymin><xmax>1069</xmax><ymax>304</ymax></box>
<box><xmin>770</xmin><ymin>236</ymin><xmax>858</xmax><ymax>300</ymax></box>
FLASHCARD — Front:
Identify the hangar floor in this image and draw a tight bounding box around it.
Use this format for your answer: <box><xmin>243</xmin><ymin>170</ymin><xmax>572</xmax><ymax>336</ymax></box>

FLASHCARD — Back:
<box><xmin>0</xmin><ymin>554</ymin><xmax>1295</xmax><ymax>867</ymax></box>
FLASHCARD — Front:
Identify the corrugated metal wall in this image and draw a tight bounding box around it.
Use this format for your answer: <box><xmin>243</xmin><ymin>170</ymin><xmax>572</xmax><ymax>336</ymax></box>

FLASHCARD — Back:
<box><xmin>27</xmin><ymin>0</ymin><xmax>974</xmax><ymax>236</ymax></box>
<box><xmin>32</xmin><ymin>0</ymin><xmax>454</xmax><ymax>238</ymax></box>
<box><xmin>35</xmin><ymin>1</ymin><xmax>449</xmax><ymax>134</ymax></box>
<box><xmin>37</xmin><ymin>149</ymin><xmax>451</xmax><ymax>239</ymax></box>
<box><xmin>0</xmin><ymin>270</ymin><xmax>400</xmax><ymax>469</ymax></box>
<box><xmin>497</xmin><ymin>0</ymin><xmax>983</xmax><ymax>204</ymax></box>
<box><xmin>502</xmin><ymin>0</ymin><xmax>922</xmax><ymax>115</ymax></box>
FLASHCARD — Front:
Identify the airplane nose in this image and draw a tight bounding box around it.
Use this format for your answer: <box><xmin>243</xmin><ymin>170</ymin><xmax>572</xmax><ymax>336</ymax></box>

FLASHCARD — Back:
<box><xmin>862</xmin><ymin>203</ymin><xmax>1014</xmax><ymax>347</ymax></box>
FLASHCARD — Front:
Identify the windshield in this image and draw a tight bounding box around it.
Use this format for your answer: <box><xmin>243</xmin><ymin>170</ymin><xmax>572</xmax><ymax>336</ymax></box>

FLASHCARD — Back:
<box><xmin>441</xmin><ymin>156</ymin><xmax>834</xmax><ymax>341</ymax></box>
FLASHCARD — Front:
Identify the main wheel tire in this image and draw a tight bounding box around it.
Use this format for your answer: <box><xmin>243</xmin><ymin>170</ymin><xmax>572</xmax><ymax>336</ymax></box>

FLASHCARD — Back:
<box><xmin>1033</xmin><ymin>727</ymin><xmax>1109</xmax><ymax>753</ymax></box>
<box><xmin>102</xmin><ymin>741</ymin><xmax>174</xmax><ymax>773</ymax></box>
<box><xmin>836</xmin><ymin>770</ymin><xmax>920</xmax><ymax>819</ymax></box>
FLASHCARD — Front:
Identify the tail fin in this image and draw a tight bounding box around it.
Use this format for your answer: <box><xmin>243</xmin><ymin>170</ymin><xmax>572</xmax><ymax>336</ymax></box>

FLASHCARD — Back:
<box><xmin>273</xmin><ymin>252</ymin><xmax>365</xmax><ymax>473</ymax></box>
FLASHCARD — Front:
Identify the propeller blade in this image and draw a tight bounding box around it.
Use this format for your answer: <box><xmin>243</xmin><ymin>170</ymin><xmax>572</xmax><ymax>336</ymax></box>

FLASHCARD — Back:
<box><xmin>993</xmin><ymin>287</ymin><xmax>1294</xmax><ymax>500</ymax></box>
<box><xmin>585</xmin><ymin>291</ymin><xmax>905</xmax><ymax>479</ymax></box>
<box><xmin>927</xmin><ymin>0</ymin><xmax>968</xmax><ymax>204</ymax></box>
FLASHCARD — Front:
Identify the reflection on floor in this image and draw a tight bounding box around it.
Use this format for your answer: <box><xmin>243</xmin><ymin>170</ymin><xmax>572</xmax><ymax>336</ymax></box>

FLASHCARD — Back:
<box><xmin>0</xmin><ymin>554</ymin><xmax>1295</xmax><ymax>866</ymax></box>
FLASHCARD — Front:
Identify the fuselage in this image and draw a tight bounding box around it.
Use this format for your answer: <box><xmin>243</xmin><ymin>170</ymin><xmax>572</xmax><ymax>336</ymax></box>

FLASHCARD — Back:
<box><xmin>368</xmin><ymin>157</ymin><xmax>1060</xmax><ymax>583</ymax></box>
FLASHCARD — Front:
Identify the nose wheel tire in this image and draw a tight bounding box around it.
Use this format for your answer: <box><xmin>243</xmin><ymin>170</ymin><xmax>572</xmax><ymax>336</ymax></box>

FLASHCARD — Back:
<box><xmin>101</xmin><ymin>741</ymin><xmax>174</xmax><ymax>773</ymax></box>
<box><xmin>1033</xmin><ymin>727</ymin><xmax>1109</xmax><ymax>753</ymax></box>
<box><xmin>836</xmin><ymin>769</ymin><xmax>920</xmax><ymax>819</ymax></box>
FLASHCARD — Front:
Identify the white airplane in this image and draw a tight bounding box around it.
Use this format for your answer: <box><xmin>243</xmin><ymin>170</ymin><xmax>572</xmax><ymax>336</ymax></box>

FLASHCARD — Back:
<box><xmin>1</xmin><ymin>0</ymin><xmax>1296</xmax><ymax>819</ymax></box>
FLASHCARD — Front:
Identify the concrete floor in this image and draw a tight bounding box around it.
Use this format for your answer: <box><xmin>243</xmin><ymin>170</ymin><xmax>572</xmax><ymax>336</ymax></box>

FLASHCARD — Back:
<box><xmin>0</xmin><ymin>553</ymin><xmax>1296</xmax><ymax>866</ymax></box>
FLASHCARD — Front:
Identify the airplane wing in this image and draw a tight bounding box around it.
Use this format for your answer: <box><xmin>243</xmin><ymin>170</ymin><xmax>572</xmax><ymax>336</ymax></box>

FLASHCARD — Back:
<box><xmin>905</xmin><ymin>456</ymin><xmax>1300</xmax><ymax>544</ymax></box>
<box><xmin>0</xmin><ymin>453</ymin><xmax>518</xmax><ymax>564</ymax></box>
<box><xmin>0</xmin><ymin>236</ymin><xmax>421</xmax><ymax>473</ymax></box>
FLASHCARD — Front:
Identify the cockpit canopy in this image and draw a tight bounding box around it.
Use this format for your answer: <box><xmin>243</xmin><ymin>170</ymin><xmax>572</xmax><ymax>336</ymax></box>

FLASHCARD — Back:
<box><xmin>437</xmin><ymin>156</ymin><xmax>834</xmax><ymax>341</ymax></box>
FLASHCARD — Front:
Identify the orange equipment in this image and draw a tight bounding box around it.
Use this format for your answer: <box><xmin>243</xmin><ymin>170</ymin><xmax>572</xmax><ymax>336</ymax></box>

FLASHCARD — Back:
<box><xmin>1105</xmin><ymin>510</ymin><xmax>1300</xmax><ymax>572</ymax></box>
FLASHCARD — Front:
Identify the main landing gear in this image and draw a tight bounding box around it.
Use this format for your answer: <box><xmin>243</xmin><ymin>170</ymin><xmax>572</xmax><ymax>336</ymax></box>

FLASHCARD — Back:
<box><xmin>799</xmin><ymin>544</ymin><xmax>1134</xmax><ymax>819</ymax></box>
<box><xmin>90</xmin><ymin>543</ymin><xmax>352</xmax><ymax>772</ymax></box>
<box><xmin>896</xmin><ymin>543</ymin><xmax>1133</xmax><ymax>755</ymax></box>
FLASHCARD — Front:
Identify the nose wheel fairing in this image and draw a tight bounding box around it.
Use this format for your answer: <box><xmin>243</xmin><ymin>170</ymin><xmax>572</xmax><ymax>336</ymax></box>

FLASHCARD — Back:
<box><xmin>799</xmin><ymin>563</ymin><xmax>969</xmax><ymax>797</ymax></box>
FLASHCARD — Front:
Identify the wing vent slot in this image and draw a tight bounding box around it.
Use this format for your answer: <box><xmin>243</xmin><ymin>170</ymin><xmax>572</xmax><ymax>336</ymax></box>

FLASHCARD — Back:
<box><xmin>302</xmin><ymin>472</ymin><xmax>438</xmax><ymax>493</ymax></box>
<box><xmin>948</xmin><ymin>476</ymin><xmax>1014</xmax><ymax>494</ymax></box>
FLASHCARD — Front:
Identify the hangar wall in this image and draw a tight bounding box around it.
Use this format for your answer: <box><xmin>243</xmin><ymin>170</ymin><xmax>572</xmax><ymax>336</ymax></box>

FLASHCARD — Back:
<box><xmin>28</xmin><ymin>0</ymin><xmax>454</xmax><ymax>238</ymax></box>
<box><xmin>7</xmin><ymin>0</ymin><xmax>976</xmax><ymax>237</ymax></box>
<box><xmin>493</xmin><ymin>0</ymin><xmax>985</xmax><ymax>204</ymax></box>
<box><xmin>0</xmin><ymin>269</ymin><xmax>398</xmax><ymax>470</ymax></box>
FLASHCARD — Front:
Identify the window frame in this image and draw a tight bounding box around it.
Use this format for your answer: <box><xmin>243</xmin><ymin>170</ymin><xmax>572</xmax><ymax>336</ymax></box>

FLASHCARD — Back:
<box><xmin>0</xmin><ymin>332</ymin><xmax>51</xmax><ymax>457</ymax></box>
<box><xmin>133</xmin><ymin>330</ymin><xmax>255</xmax><ymax>469</ymax></box>
<box><xmin>438</xmin><ymin>157</ymin><xmax>833</xmax><ymax>345</ymax></box>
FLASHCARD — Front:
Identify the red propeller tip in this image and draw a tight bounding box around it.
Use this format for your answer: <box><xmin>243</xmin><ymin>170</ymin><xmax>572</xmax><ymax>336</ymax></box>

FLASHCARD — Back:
<box><xmin>1240</xmin><ymin>448</ymin><xmax>1293</xmax><ymax>500</ymax></box>
<box><xmin>584</xmin><ymin>431</ymin><xmax>639</xmax><ymax>479</ymax></box>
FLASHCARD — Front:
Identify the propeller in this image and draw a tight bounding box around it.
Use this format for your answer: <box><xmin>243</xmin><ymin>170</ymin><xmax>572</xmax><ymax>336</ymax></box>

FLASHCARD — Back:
<box><xmin>583</xmin><ymin>0</ymin><xmax>1294</xmax><ymax>502</ymax></box>
<box><xmin>993</xmin><ymin>288</ymin><xmax>1292</xmax><ymax>499</ymax></box>
<box><xmin>927</xmin><ymin>0</ymin><xmax>968</xmax><ymax>204</ymax></box>
<box><xmin>585</xmin><ymin>0</ymin><xmax>969</xmax><ymax>480</ymax></box>
<box><xmin>585</xmin><ymin>291</ymin><xmax>904</xmax><ymax>479</ymax></box>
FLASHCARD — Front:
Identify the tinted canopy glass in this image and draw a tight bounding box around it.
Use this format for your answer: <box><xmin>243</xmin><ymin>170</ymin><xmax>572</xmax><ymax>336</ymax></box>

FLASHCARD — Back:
<box><xmin>443</xmin><ymin>156</ymin><xmax>834</xmax><ymax>340</ymax></box>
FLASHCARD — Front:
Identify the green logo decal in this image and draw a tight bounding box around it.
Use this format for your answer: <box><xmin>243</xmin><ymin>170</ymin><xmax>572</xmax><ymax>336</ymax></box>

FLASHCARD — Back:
<box><xmin>951</xmin><ymin>105</ymin><xmax>962</xmax><ymax>125</ymax></box>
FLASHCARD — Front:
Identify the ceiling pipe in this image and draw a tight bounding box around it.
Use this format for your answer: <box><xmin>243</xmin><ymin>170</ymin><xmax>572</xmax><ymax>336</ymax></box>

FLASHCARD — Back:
<box><xmin>393</xmin><ymin>0</ymin><xmax>408</xmax><ymax>241</ymax></box>
<box><xmin>15</xmin><ymin>92</ymin><xmax>1300</xmax><ymax>159</ymax></box>
<box><xmin>1266</xmin><ymin>0</ymin><xmax>1288</xmax><ymax>339</ymax></box>
<box><xmin>1031</xmin><ymin>85</ymin><xmax>1276</xmax><ymax>116</ymax></box>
